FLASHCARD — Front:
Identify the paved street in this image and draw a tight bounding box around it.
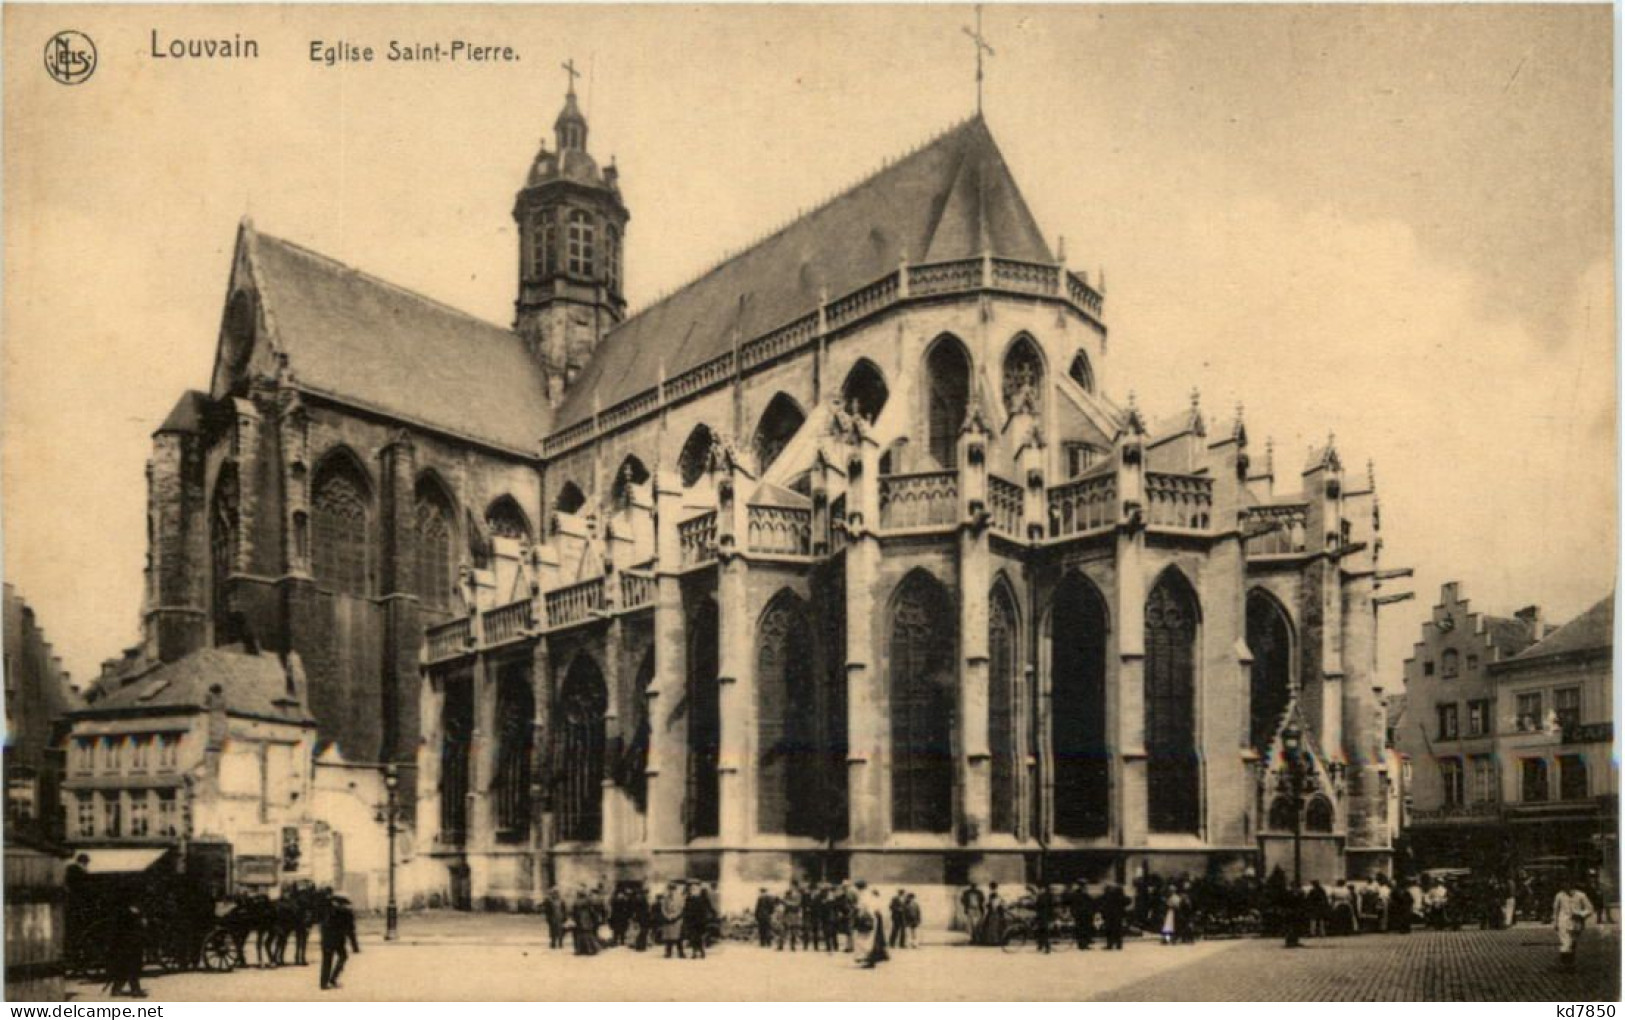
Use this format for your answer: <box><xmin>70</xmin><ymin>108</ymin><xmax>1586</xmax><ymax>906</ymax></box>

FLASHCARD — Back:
<box><xmin>67</xmin><ymin>914</ymin><xmax>1619</xmax><ymax>1002</ymax></box>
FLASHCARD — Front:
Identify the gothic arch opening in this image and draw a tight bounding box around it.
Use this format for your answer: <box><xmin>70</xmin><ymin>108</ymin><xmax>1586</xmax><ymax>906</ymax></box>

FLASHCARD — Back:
<box><xmin>1305</xmin><ymin>795</ymin><xmax>1334</xmax><ymax>833</ymax></box>
<box><xmin>554</xmin><ymin>481</ymin><xmax>587</xmax><ymax>515</ymax></box>
<box><xmin>1002</xmin><ymin>334</ymin><xmax>1046</xmax><ymax>415</ymax></box>
<box><xmin>889</xmin><ymin>569</ymin><xmax>956</xmax><ymax>834</ymax></box>
<box><xmin>753</xmin><ymin>394</ymin><xmax>806</xmax><ymax>475</ymax></box>
<box><xmin>611</xmin><ymin>455</ymin><xmax>651</xmax><ymax>509</ymax></box>
<box><xmin>1068</xmin><ymin>351</ymin><xmax>1095</xmax><ymax>393</ymax></box>
<box><xmin>414</xmin><ymin>474</ymin><xmax>457</xmax><ymax>610</ymax></box>
<box><xmin>678</xmin><ymin>425</ymin><xmax>715</xmax><ymax>488</ymax></box>
<box><xmin>989</xmin><ymin>577</ymin><xmax>1022</xmax><ymax>835</ymax></box>
<box><xmin>554</xmin><ymin>653</ymin><xmax>607</xmax><ymax>843</ymax></box>
<box><xmin>1052</xmin><ymin>571</ymin><xmax>1111</xmax><ymax>837</ymax></box>
<box><xmin>756</xmin><ymin>591</ymin><xmax>819</xmax><ymax>835</ymax></box>
<box><xmin>925</xmin><ymin>335</ymin><xmax>972</xmax><ymax>469</ymax></box>
<box><xmin>492</xmin><ymin>662</ymin><xmax>535</xmax><ymax>843</ymax></box>
<box><xmin>439</xmin><ymin>675</ymin><xmax>474</xmax><ymax>845</ymax></box>
<box><xmin>687</xmin><ymin>599</ymin><xmax>721</xmax><ymax>840</ymax></box>
<box><xmin>841</xmin><ymin>359</ymin><xmax>890</xmax><ymax>424</ymax></box>
<box><xmin>1145</xmin><ymin>568</ymin><xmax>1200</xmax><ymax>834</ymax></box>
<box><xmin>311</xmin><ymin>449</ymin><xmax>373</xmax><ymax>596</ymax></box>
<box><xmin>1246</xmin><ymin>589</ymin><xmax>1294</xmax><ymax>753</ymax></box>
<box><xmin>485</xmin><ymin>496</ymin><xmax>533</xmax><ymax>543</ymax></box>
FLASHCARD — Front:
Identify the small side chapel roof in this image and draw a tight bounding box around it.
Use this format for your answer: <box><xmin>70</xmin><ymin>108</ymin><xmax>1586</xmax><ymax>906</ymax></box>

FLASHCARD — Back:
<box><xmin>554</xmin><ymin>115</ymin><xmax>1055</xmax><ymax>431</ymax></box>
<box><xmin>239</xmin><ymin>225</ymin><xmax>553</xmax><ymax>454</ymax></box>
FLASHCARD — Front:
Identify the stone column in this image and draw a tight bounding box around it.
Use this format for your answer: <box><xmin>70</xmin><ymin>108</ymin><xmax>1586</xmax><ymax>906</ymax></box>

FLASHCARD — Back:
<box><xmin>958</xmin><ymin>425</ymin><xmax>992</xmax><ymax>843</ymax></box>
<box><xmin>647</xmin><ymin>469</ymin><xmax>689</xmax><ymax>860</ymax></box>
<box><xmin>715</xmin><ymin>462</ymin><xmax>753</xmax><ymax>853</ymax></box>
<box><xmin>528</xmin><ymin>634</ymin><xmax>554</xmax><ymax>890</ymax></box>
<box><xmin>418</xmin><ymin>669</ymin><xmax>445</xmax><ymax>848</ymax></box>
<box><xmin>229</xmin><ymin>397</ymin><xmax>262</xmax><ymax>576</ymax></box>
<box><xmin>467</xmin><ymin>654</ymin><xmax>496</xmax><ymax>857</ymax></box>
<box><xmin>844</xmin><ymin>436</ymin><xmax>884</xmax><ymax>844</ymax></box>
<box><xmin>1116</xmin><ymin>433</ymin><xmax>1149</xmax><ymax>847</ymax></box>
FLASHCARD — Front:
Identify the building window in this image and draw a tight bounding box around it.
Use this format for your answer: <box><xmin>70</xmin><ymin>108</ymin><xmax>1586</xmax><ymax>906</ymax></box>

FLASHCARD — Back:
<box><xmin>1423</xmin><ymin>661</ymin><xmax>1435</xmax><ymax>677</ymax></box>
<box><xmin>73</xmin><ymin>737</ymin><xmax>93</xmax><ymax>774</ymax></box>
<box><xmin>1068</xmin><ymin>351</ymin><xmax>1095</xmax><ymax>393</ymax></box>
<box><xmin>1439</xmin><ymin>758</ymin><xmax>1464</xmax><ymax>808</ymax></box>
<box><xmin>677</xmin><ymin>426</ymin><xmax>715</xmax><ymax>488</ymax></box>
<box><xmin>129</xmin><ymin>792</ymin><xmax>150</xmax><ymax>838</ymax></box>
<box><xmin>1471</xmin><ymin>755</ymin><xmax>1497</xmax><ymax>804</ymax></box>
<box><xmin>756</xmin><ymin>592</ymin><xmax>820</xmax><ymax>836</ymax></box>
<box><xmin>102</xmin><ymin>792</ymin><xmax>122</xmax><ymax>838</ymax></box>
<box><xmin>130</xmin><ymin>736</ymin><xmax>151</xmax><ymax>773</ymax></box>
<box><xmin>104</xmin><ymin>737</ymin><xmax>124</xmax><ymax>774</ymax></box>
<box><xmin>312</xmin><ymin>456</ymin><xmax>372</xmax><ymax>596</ymax></box>
<box><xmin>1001</xmin><ymin>335</ymin><xmax>1044</xmax><ymax>415</ymax></box>
<box><xmin>1051</xmin><ymin>573</ymin><xmax>1111</xmax><ymax>838</ymax></box>
<box><xmin>76</xmin><ymin>794</ymin><xmax>96</xmax><ymax>839</ymax></box>
<box><xmin>1467</xmin><ymin>654</ymin><xmax>1479</xmax><ymax>672</ymax></box>
<box><xmin>1554</xmin><ymin>687</ymin><xmax>1582</xmax><ymax>730</ymax></box>
<box><xmin>925</xmin><ymin>336</ymin><xmax>972</xmax><ymax>469</ymax></box>
<box><xmin>888</xmin><ymin>571</ymin><xmax>956</xmax><ymax>834</ymax></box>
<box><xmin>529</xmin><ymin>210</ymin><xmax>554</xmax><ymax>278</ymax></box>
<box><xmin>1441</xmin><ymin>649</ymin><xmax>1460</xmax><ymax>678</ymax></box>
<box><xmin>751</xmin><ymin>393</ymin><xmax>806</xmax><ymax>475</ymax></box>
<box><xmin>1467</xmin><ymin>699</ymin><xmax>1492</xmax><ymax>738</ymax></box>
<box><xmin>1516</xmin><ymin>692</ymin><xmax>1543</xmax><ymax>732</ymax></box>
<box><xmin>840</xmin><ymin>360</ymin><xmax>889</xmax><ymax>424</ymax></box>
<box><xmin>1521</xmin><ymin>758</ymin><xmax>1550</xmax><ymax>802</ymax></box>
<box><xmin>567</xmin><ymin>210</ymin><xmax>595</xmax><ymax>277</ymax></box>
<box><xmin>1436</xmin><ymin>703</ymin><xmax>1459</xmax><ymax>740</ymax></box>
<box><xmin>156</xmin><ymin>791</ymin><xmax>178</xmax><ymax>838</ymax></box>
<box><xmin>413</xmin><ymin>479</ymin><xmax>455</xmax><ymax>610</ymax></box>
<box><xmin>158</xmin><ymin>734</ymin><xmax>179</xmax><ymax>771</ymax></box>
<box><xmin>1064</xmin><ymin>442</ymin><xmax>1103</xmax><ymax>478</ymax></box>
<box><xmin>1145</xmin><ymin>570</ymin><xmax>1200</xmax><ymax>834</ymax></box>
<box><xmin>1559</xmin><ymin>754</ymin><xmax>1589</xmax><ymax>801</ymax></box>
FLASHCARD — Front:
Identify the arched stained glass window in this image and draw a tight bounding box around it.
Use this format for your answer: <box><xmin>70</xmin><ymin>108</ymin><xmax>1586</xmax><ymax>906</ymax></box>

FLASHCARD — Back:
<box><xmin>492</xmin><ymin>664</ymin><xmax>535</xmax><ymax>843</ymax></box>
<box><xmin>890</xmin><ymin>571</ymin><xmax>955</xmax><ymax>834</ymax></box>
<box><xmin>312</xmin><ymin>453</ymin><xmax>371</xmax><ymax>596</ymax></box>
<box><xmin>1145</xmin><ymin>570</ymin><xmax>1200</xmax><ymax>834</ymax></box>
<box><xmin>1247</xmin><ymin>590</ymin><xmax>1293</xmax><ymax>752</ymax></box>
<box><xmin>485</xmin><ymin>497</ymin><xmax>533</xmax><ymax>543</ymax></box>
<box><xmin>414</xmin><ymin>478</ymin><xmax>455</xmax><ymax>610</ymax></box>
<box><xmin>926</xmin><ymin>337</ymin><xmax>971</xmax><ymax>469</ymax></box>
<box><xmin>687</xmin><ymin>600</ymin><xmax>721</xmax><ymax>840</ymax></box>
<box><xmin>1002</xmin><ymin>335</ymin><xmax>1045</xmax><ymax>414</ymax></box>
<box><xmin>1068</xmin><ymin>351</ymin><xmax>1095</xmax><ymax>393</ymax></box>
<box><xmin>1053</xmin><ymin>572</ymin><xmax>1111</xmax><ymax>837</ymax></box>
<box><xmin>678</xmin><ymin>426</ymin><xmax>715</xmax><ymax>488</ymax></box>
<box><xmin>210</xmin><ymin>466</ymin><xmax>240</xmax><ymax>631</ymax></box>
<box><xmin>554</xmin><ymin>655</ymin><xmax>607</xmax><ymax>843</ymax></box>
<box><xmin>1304</xmin><ymin>796</ymin><xmax>1334</xmax><ymax>833</ymax></box>
<box><xmin>989</xmin><ymin>580</ymin><xmax>1020</xmax><ymax>835</ymax></box>
<box><xmin>756</xmin><ymin>591</ymin><xmax>819</xmax><ymax>835</ymax></box>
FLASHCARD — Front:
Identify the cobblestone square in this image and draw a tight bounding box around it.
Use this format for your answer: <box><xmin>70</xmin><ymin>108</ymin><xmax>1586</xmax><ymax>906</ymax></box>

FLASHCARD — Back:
<box><xmin>65</xmin><ymin>914</ymin><xmax>1621</xmax><ymax>1002</ymax></box>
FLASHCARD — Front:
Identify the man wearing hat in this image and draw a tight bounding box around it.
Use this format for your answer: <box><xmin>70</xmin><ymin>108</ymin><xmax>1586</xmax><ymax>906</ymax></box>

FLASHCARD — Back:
<box><xmin>319</xmin><ymin>893</ymin><xmax>360</xmax><ymax>991</ymax></box>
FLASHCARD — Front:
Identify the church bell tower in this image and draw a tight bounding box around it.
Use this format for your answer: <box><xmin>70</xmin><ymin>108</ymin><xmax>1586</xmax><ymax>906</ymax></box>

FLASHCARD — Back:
<box><xmin>514</xmin><ymin>66</ymin><xmax>629</xmax><ymax>405</ymax></box>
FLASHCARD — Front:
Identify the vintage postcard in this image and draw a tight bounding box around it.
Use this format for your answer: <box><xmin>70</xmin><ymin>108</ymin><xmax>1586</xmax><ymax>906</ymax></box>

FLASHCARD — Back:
<box><xmin>2</xmin><ymin>2</ymin><xmax>1616</xmax><ymax>1004</ymax></box>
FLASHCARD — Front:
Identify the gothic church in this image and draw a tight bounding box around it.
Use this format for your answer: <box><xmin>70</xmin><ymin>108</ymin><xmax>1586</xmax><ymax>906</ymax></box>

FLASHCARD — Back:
<box><xmin>138</xmin><ymin>84</ymin><xmax>1399</xmax><ymax>914</ymax></box>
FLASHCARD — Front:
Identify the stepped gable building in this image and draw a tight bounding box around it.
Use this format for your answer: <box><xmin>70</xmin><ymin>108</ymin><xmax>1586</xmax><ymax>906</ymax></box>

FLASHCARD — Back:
<box><xmin>1393</xmin><ymin>582</ymin><xmax>1546</xmax><ymax>866</ymax></box>
<box><xmin>4</xmin><ymin>585</ymin><xmax>79</xmax><ymax>845</ymax></box>
<box><xmin>137</xmin><ymin>84</ymin><xmax>1401</xmax><ymax>913</ymax></box>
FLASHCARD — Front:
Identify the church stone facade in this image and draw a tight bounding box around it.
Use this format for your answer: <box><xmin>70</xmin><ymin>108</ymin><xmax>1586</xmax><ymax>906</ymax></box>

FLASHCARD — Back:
<box><xmin>141</xmin><ymin>86</ymin><xmax>1401</xmax><ymax>916</ymax></box>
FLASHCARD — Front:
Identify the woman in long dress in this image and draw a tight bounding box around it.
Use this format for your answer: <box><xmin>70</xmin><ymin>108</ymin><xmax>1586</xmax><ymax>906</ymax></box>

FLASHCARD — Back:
<box><xmin>1161</xmin><ymin>888</ymin><xmax>1183</xmax><ymax>945</ymax></box>
<box><xmin>860</xmin><ymin>887</ymin><xmax>890</xmax><ymax>968</ymax></box>
<box><xmin>659</xmin><ymin>883</ymin><xmax>687</xmax><ymax>959</ymax></box>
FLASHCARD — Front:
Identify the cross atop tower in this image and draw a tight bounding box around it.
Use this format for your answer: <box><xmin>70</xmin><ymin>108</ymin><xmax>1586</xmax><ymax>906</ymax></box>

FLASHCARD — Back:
<box><xmin>562</xmin><ymin>58</ymin><xmax>581</xmax><ymax>95</ymax></box>
<box><xmin>962</xmin><ymin>5</ymin><xmax>996</xmax><ymax>113</ymax></box>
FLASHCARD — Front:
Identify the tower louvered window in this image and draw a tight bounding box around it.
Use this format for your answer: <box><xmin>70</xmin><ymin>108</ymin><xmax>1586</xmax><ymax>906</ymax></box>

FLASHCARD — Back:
<box><xmin>567</xmin><ymin>210</ymin><xmax>595</xmax><ymax>277</ymax></box>
<box><xmin>312</xmin><ymin>465</ymin><xmax>370</xmax><ymax>596</ymax></box>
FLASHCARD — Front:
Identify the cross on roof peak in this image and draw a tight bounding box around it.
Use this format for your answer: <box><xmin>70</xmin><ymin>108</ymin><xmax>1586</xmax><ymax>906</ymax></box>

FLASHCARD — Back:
<box><xmin>562</xmin><ymin>58</ymin><xmax>581</xmax><ymax>95</ymax></box>
<box><xmin>961</xmin><ymin>5</ymin><xmax>995</xmax><ymax>113</ymax></box>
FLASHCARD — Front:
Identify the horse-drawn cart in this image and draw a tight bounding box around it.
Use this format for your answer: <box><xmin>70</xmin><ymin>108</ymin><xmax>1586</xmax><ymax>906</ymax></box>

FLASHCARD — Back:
<box><xmin>64</xmin><ymin>845</ymin><xmax>238</xmax><ymax>981</ymax></box>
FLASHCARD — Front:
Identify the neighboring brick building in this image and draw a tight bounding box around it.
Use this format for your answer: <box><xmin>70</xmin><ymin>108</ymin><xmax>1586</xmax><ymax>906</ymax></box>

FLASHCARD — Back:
<box><xmin>1490</xmin><ymin>593</ymin><xmax>1616</xmax><ymax>875</ymax></box>
<box><xmin>135</xmin><ymin>85</ymin><xmax>1406</xmax><ymax>913</ymax></box>
<box><xmin>3</xmin><ymin>585</ymin><xmax>78</xmax><ymax>845</ymax></box>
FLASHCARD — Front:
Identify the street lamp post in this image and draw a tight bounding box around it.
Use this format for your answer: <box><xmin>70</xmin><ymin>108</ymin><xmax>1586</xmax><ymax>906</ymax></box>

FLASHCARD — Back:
<box><xmin>385</xmin><ymin>764</ymin><xmax>399</xmax><ymax>942</ymax></box>
<box><xmin>1280</xmin><ymin>724</ymin><xmax>1306</xmax><ymax>947</ymax></box>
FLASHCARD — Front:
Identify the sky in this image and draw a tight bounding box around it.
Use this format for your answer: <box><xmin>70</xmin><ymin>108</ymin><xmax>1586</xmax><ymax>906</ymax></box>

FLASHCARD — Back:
<box><xmin>3</xmin><ymin>4</ymin><xmax>1615</xmax><ymax>688</ymax></box>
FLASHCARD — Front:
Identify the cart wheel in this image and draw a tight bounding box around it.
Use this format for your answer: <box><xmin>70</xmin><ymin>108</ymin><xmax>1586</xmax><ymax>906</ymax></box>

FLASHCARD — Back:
<box><xmin>1001</xmin><ymin>927</ymin><xmax>1030</xmax><ymax>953</ymax></box>
<box><xmin>201</xmin><ymin>928</ymin><xmax>237</xmax><ymax>972</ymax></box>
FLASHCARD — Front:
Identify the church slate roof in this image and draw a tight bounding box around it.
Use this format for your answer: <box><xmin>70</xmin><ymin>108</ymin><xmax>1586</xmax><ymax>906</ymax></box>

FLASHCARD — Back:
<box><xmin>75</xmin><ymin>646</ymin><xmax>315</xmax><ymax>726</ymax></box>
<box><xmin>554</xmin><ymin>115</ymin><xmax>1055</xmax><ymax>431</ymax></box>
<box><xmin>245</xmin><ymin>227</ymin><xmax>552</xmax><ymax>454</ymax></box>
<box><xmin>1502</xmin><ymin>594</ymin><xmax>1614</xmax><ymax>665</ymax></box>
<box><xmin>155</xmin><ymin>390</ymin><xmax>210</xmax><ymax>435</ymax></box>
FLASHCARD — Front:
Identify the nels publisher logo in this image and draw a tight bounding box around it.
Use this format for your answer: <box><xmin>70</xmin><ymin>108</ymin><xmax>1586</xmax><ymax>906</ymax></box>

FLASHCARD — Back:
<box><xmin>44</xmin><ymin>30</ymin><xmax>96</xmax><ymax>85</ymax></box>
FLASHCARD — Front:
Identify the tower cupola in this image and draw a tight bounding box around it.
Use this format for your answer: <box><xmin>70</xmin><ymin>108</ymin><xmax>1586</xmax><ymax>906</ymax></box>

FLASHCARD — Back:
<box><xmin>513</xmin><ymin>65</ymin><xmax>629</xmax><ymax>406</ymax></box>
